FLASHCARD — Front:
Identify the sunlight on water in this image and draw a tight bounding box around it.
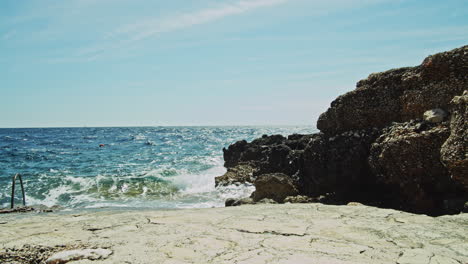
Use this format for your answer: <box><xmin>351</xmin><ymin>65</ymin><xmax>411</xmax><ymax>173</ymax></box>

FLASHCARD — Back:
<box><xmin>0</xmin><ymin>126</ymin><xmax>314</xmax><ymax>209</ymax></box>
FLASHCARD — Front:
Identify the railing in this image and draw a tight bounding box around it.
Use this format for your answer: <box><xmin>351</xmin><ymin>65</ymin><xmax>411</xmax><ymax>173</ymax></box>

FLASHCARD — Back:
<box><xmin>11</xmin><ymin>173</ymin><xmax>26</xmax><ymax>209</ymax></box>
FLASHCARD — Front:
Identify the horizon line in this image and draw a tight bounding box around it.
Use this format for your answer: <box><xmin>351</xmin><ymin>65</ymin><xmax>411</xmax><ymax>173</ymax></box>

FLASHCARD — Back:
<box><xmin>0</xmin><ymin>124</ymin><xmax>316</xmax><ymax>129</ymax></box>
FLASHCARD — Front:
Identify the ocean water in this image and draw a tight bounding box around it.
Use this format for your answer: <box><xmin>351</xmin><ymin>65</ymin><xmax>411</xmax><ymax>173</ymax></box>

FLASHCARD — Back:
<box><xmin>0</xmin><ymin>126</ymin><xmax>313</xmax><ymax>210</ymax></box>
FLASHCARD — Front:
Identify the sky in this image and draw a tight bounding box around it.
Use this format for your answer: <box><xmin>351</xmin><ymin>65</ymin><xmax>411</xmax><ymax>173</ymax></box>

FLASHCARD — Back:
<box><xmin>1</xmin><ymin>0</ymin><xmax>467</xmax><ymax>128</ymax></box>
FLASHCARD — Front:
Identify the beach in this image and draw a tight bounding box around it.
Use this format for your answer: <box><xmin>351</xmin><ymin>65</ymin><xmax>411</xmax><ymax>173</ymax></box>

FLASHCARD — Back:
<box><xmin>1</xmin><ymin>203</ymin><xmax>467</xmax><ymax>264</ymax></box>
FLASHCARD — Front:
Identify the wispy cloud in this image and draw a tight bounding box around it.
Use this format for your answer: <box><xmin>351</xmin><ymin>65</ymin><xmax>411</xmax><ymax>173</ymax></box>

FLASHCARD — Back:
<box><xmin>112</xmin><ymin>0</ymin><xmax>288</xmax><ymax>42</ymax></box>
<box><xmin>76</xmin><ymin>0</ymin><xmax>289</xmax><ymax>60</ymax></box>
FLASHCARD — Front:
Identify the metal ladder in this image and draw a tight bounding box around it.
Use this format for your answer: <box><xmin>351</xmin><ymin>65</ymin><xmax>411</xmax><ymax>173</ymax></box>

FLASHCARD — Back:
<box><xmin>11</xmin><ymin>173</ymin><xmax>26</xmax><ymax>209</ymax></box>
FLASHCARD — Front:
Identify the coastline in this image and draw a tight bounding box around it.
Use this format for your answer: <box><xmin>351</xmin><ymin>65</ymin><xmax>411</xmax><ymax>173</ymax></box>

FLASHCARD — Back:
<box><xmin>1</xmin><ymin>203</ymin><xmax>467</xmax><ymax>264</ymax></box>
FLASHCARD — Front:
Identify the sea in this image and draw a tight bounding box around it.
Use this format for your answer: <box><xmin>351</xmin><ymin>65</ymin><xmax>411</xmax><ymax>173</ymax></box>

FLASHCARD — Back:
<box><xmin>0</xmin><ymin>126</ymin><xmax>313</xmax><ymax>210</ymax></box>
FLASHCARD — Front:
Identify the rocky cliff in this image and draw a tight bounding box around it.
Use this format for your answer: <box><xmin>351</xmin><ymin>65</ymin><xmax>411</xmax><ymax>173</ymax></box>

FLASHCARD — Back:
<box><xmin>217</xmin><ymin>45</ymin><xmax>468</xmax><ymax>216</ymax></box>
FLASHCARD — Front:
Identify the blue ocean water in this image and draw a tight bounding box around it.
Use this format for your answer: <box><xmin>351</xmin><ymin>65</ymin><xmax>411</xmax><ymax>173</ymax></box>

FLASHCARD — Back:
<box><xmin>0</xmin><ymin>126</ymin><xmax>313</xmax><ymax>210</ymax></box>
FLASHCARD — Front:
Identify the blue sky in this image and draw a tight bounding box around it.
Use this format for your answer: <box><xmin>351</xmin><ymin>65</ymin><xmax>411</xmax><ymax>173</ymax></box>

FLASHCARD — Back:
<box><xmin>1</xmin><ymin>0</ymin><xmax>467</xmax><ymax>127</ymax></box>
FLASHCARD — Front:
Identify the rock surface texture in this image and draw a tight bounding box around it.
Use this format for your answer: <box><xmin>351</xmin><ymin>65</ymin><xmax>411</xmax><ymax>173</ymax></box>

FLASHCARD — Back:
<box><xmin>1</xmin><ymin>204</ymin><xmax>467</xmax><ymax>264</ymax></box>
<box><xmin>219</xmin><ymin>45</ymin><xmax>468</xmax><ymax>215</ymax></box>
<box><xmin>441</xmin><ymin>90</ymin><xmax>468</xmax><ymax>190</ymax></box>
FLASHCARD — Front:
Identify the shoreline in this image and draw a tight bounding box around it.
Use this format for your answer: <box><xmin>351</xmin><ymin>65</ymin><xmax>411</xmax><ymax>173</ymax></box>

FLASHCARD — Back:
<box><xmin>1</xmin><ymin>203</ymin><xmax>467</xmax><ymax>264</ymax></box>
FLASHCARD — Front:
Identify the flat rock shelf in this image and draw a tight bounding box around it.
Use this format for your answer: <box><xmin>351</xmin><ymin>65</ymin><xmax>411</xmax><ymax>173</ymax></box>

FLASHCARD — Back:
<box><xmin>1</xmin><ymin>204</ymin><xmax>467</xmax><ymax>264</ymax></box>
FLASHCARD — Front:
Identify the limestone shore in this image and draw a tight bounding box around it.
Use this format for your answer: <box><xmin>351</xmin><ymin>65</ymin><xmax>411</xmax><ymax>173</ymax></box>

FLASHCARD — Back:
<box><xmin>1</xmin><ymin>204</ymin><xmax>467</xmax><ymax>264</ymax></box>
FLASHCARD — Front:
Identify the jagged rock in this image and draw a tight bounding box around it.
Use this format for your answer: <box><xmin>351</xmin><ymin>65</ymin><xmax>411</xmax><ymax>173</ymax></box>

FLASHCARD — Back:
<box><xmin>368</xmin><ymin>120</ymin><xmax>458</xmax><ymax>214</ymax></box>
<box><xmin>221</xmin><ymin>134</ymin><xmax>313</xmax><ymax>184</ymax></box>
<box><xmin>317</xmin><ymin>46</ymin><xmax>468</xmax><ymax>135</ymax></box>
<box><xmin>423</xmin><ymin>108</ymin><xmax>447</xmax><ymax>123</ymax></box>
<box><xmin>251</xmin><ymin>173</ymin><xmax>298</xmax><ymax>203</ymax></box>
<box><xmin>215</xmin><ymin>164</ymin><xmax>257</xmax><ymax>186</ymax></box>
<box><xmin>46</xmin><ymin>248</ymin><xmax>112</xmax><ymax>264</ymax></box>
<box><xmin>283</xmin><ymin>195</ymin><xmax>316</xmax><ymax>203</ymax></box>
<box><xmin>441</xmin><ymin>90</ymin><xmax>468</xmax><ymax>190</ymax></box>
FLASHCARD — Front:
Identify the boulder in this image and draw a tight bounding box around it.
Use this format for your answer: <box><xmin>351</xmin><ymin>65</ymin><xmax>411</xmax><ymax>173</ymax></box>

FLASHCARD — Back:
<box><xmin>441</xmin><ymin>90</ymin><xmax>468</xmax><ymax>190</ymax></box>
<box><xmin>317</xmin><ymin>46</ymin><xmax>468</xmax><ymax>135</ymax></box>
<box><xmin>215</xmin><ymin>164</ymin><xmax>257</xmax><ymax>186</ymax></box>
<box><xmin>225</xmin><ymin>197</ymin><xmax>254</xmax><ymax>207</ymax></box>
<box><xmin>251</xmin><ymin>173</ymin><xmax>298</xmax><ymax>203</ymax></box>
<box><xmin>368</xmin><ymin>120</ymin><xmax>457</xmax><ymax>214</ymax></box>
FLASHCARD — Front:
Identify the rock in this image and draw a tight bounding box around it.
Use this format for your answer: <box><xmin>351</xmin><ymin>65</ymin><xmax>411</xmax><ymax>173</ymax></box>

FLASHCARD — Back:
<box><xmin>368</xmin><ymin>120</ymin><xmax>457</xmax><ymax>214</ymax></box>
<box><xmin>317</xmin><ymin>46</ymin><xmax>468</xmax><ymax>134</ymax></box>
<box><xmin>2</xmin><ymin>204</ymin><xmax>468</xmax><ymax>264</ymax></box>
<box><xmin>440</xmin><ymin>90</ymin><xmax>468</xmax><ymax>190</ymax></box>
<box><xmin>225</xmin><ymin>198</ymin><xmax>237</xmax><ymax>207</ymax></box>
<box><xmin>221</xmin><ymin>134</ymin><xmax>313</xmax><ymax>185</ymax></box>
<box><xmin>423</xmin><ymin>108</ymin><xmax>447</xmax><ymax>123</ymax></box>
<box><xmin>283</xmin><ymin>195</ymin><xmax>316</xmax><ymax>203</ymax></box>
<box><xmin>251</xmin><ymin>173</ymin><xmax>298</xmax><ymax>203</ymax></box>
<box><xmin>225</xmin><ymin>197</ymin><xmax>254</xmax><ymax>207</ymax></box>
<box><xmin>215</xmin><ymin>164</ymin><xmax>257</xmax><ymax>186</ymax></box>
<box><xmin>46</xmin><ymin>248</ymin><xmax>112</xmax><ymax>264</ymax></box>
<box><xmin>217</xmin><ymin>45</ymin><xmax>468</xmax><ymax>215</ymax></box>
<box><xmin>300</xmin><ymin>129</ymin><xmax>380</xmax><ymax>200</ymax></box>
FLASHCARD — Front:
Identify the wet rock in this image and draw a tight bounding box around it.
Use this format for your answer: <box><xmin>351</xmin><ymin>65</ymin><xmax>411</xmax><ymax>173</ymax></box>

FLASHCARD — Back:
<box><xmin>0</xmin><ymin>206</ymin><xmax>35</xmax><ymax>214</ymax></box>
<box><xmin>46</xmin><ymin>248</ymin><xmax>112</xmax><ymax>264</ymax></box>
<box><xmin>221</xmin><ymin>134</ymin><xmax>313</xmax><ymax>184</ymax></box>
<box><xmin>441</xmin><ymin>90</ymin><xmax>468</xmax><ymax>190</ymax></box>
<box><xmin>225</xmin><ymin>197</ymin><xmax>254</xmax><ymax>207</ymax></box>
<box><xmin>225</xmin><ymin>198</ymin><xmax>237</xmax><ymax>207</ymax></box>
<box><xmin>423</xmin><ymin>108</ymin><xmax>447</xmax><ymax>123</ymax></box>
<box><xmin>317</xmin><ymin>46</ymin><xmax>468</xmax><ymax>134</ymax></box>
<box><xmin>215</xmin><ymin>164</ymin><xmax>257</xmax><ymax>186</ymax></box>
<box><xmin>251</xmin><ymin>173</ymin><xmax>298</xmax><ymax>203</ymax></box>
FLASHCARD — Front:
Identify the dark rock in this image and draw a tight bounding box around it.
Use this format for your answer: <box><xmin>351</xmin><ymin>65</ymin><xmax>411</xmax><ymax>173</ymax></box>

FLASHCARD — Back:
<box><xmin>300</xmin><ymin>129</ymin><xmax>380</xmax><ymax>199</ymax></box>
<box><xmin>220</xmin><ymin>134</ymin><xmax>313</xmax><ymax>185</ymax></box>
<box><xmin>317</xmin><ymin>46</ymin><xmax>468</xmax><ymax>135</ymax></box>
<box><xmin>225</xmin><ymin>197</ymin><xmax>254</xmax><ymax>207</ymax></box>
<box><xmin>251</xmin><ymin>173</ymin><xmax>298</xmax><ymax>203</ymax></box>
<box><xmin>225</xmin><ymin>198</ymin><xmax>237</xmax><ymax>207</ymax></box>
<box><xmin>441</xmin><ymin>90</ymin><xmax>468</xmax><ymax>191</ymax></box>
<box><xmin>368</xmin><ymin>120</ymin><xmax>457</xmax><ymax>214</ymax></box>
<box><xmin>218</xmin><ymin>45</ymin><xmax>468</xmax><ymax>216</ymax></box>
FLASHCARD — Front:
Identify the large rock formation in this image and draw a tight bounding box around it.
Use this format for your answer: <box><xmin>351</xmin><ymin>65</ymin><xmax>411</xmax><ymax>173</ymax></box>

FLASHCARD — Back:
<box><xmin>317</xmin><ymin>45</ymin><xmax>467</xmax><ymax>135</ymax></box>
<box><xmin>218</xmin><ymin>45</ymin><xmax>468</xmax><ymax>215</ymax></box>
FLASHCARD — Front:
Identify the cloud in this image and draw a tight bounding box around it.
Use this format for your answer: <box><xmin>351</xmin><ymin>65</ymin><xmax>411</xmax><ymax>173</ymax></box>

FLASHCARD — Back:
<box><xmin>77</xmin><ymin>0</ymin><xmax>289</xmax><ymax>59</ymax></box>
<box><xmin>112</xmin><ymin>0</ymin><xmax>288</xmax><ymax>41</ymax></box>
